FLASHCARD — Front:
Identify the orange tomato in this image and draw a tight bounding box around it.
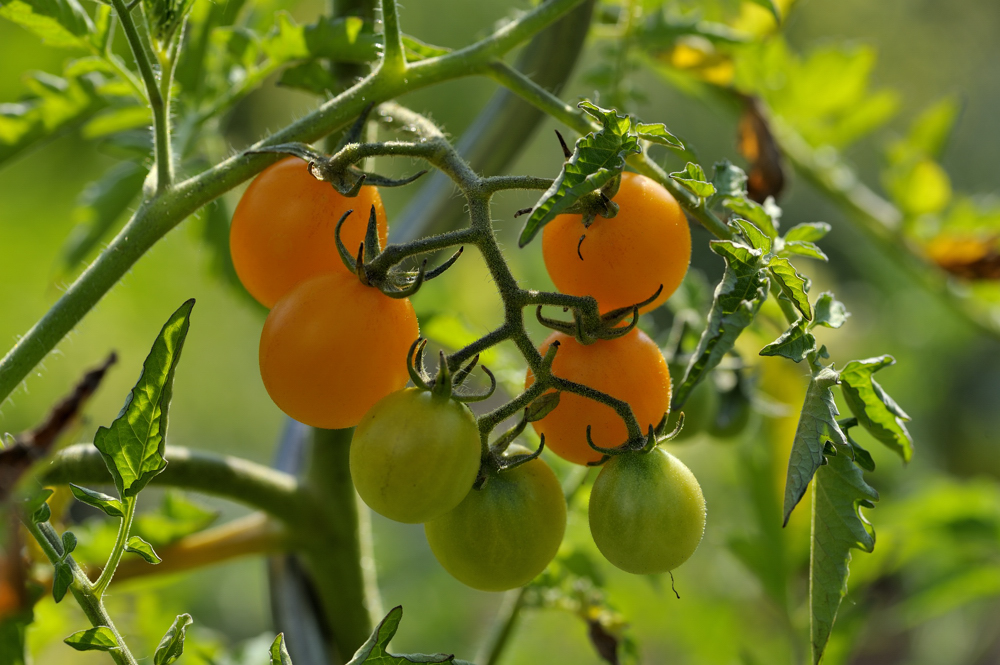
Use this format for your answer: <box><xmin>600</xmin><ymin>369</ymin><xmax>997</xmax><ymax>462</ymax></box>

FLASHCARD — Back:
<box><xmin>526</xmin><ymin>329</ymin><xmax>672</xmax><ymax>465</ymax></box>
<box><xmin>259</xmin><ymin>272</ymin><xmax>418</xmax><ymax>429</ymax></box>
<box><xmin>230</xmin><ymin>157</ymin><xmax>388</xmax><ymax>308</ymax></box>
<box><xmin>542</xmin><ymin>172</ymin><xmax>691</xmax><ymax>314</ymax></box>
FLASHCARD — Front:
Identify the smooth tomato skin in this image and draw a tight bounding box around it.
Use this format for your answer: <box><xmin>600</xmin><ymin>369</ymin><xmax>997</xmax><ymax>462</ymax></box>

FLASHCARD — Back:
<box><xmin>230</xmin><ymin>157</ymin><xmax>388</xmax><ymax>308</ymax></box>
<box><xmin>424</xmin><ymin>448</ymin><xmax>566</xmax><ymax>592</ymax></box>
<box><xmin>259</xmin><ymin>272</ymin><xmax>417</xmax><ymax>429</ymax></box>
<box><xmin>526</xmin><ymin>329</ymin><xmax>672</xmax><ymax>465</ymax></box>
<box><xmin>542</xmin><ymin>172</ymin><xmax>691</xmax><ymax>314</ymax></box>
<box><xmin>589</xmin><ymin>447</ymin><xmax>706</xmax><ymax>574</ymax></box>
<box><xmin>350</xmin><ymin>389</ymin><xmax>482</xmax><ymax>524</ymax></box>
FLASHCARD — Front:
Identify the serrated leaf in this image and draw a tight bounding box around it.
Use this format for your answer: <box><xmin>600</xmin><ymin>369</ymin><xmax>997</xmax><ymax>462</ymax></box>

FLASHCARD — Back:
<box><xmin>839</xmin><ymin>356</ymin><xmax>912</xmax><ymax>462</ymax></box>
<box><xmin>347</xmin><ymin>606</ymin><xmax>459</xmax><ymax>664</ymax></box>
<box><xmin>784</xmin><ymin>222</ymin><xmax>831</xmax><ymax>243</ymax></box>
<box><xmin>69</xmin><ymin>484</ymin><xmax>124</xmax><ymax>517</ymax></box>
<box><xmin>94</xmin><ymin>300</ymin><xmax>195</xmax><ymax>498</ymax></box>
<box><xmin>710</xmin><ymin>160</ymin><xmax>748</xmax><ymax>199</ymax></box>
<box><xmin>768</xmin><ymin>256</ymin><xmax>812</xmax><ymax>320</ymax></box>
<box><xmin>672</xmin><ymin>240</ymin><xmax>768</xmax><ymax>410</ymax></box>
<box><xmin>782</xmin><ymin>240</ymin><xmax>828</xmax><ymax>261</ymax></box>
<box><xmin>270</xmin><ymin>634</ymin><xmax>293</xmax><ymax>665</ymax></box>
<box><xmin>812</xmin><ymin>293</ymin><xmax>849</xmax><ymax>329</ymax></box>
<box><xmin>0</xmin><ymin>0</ymin><xmax>94</xmax><ymax>49</ymax></box>
<box><xmin>153</xmin><ymin>613</ymin><xmax>192</xmax><ymax>665</ymax></box>
<box><xmin>669</xmin><ymin>162</ymin><xmax>715</xmax><ymax>198</ymax></box>
<box><xmin>125</xmin><ymin>536</ymin><xmax>161</xmax><ymax>564</ymax></box>
<box><xmin>64</xmin><ymin>627</ymin><xmax>119</xmax><ymax>652</ymax></box>
<box><xmin>759</xmin><ymin>318</ymin><xmax>816</xmax><ymax>363</ymax></box>
<box><xmin>63</xmin><ymin>160</ymin><xmax>146</xmax><ymax>267</ymax></box>
<box><xmin>518</xmin><ymin>102</ymin><xmax>639</xmax><ymax>246</ymax></box>
<box><xmin>731</xmin><ymin>218</ymin><xmax>772</xmax><ymax>254</ymax></box>
<box><xmin>634</xmin><ymin>121</ymin><xmax>683</xmax><ymax>149</ymax></box>
<box><xmin>811</xmin><ymin>451</ymin><xmax>878</xmax><ymax>664</ymax></box>
<box><xmin>845</xmin><ymin>430</ymin><xmax>875</xmax><ymax>473</ymax></box>
<box><xmin>52</xmin><ymin>562</ymin><xmax>72</xmax><ymax>603</ymax></box>
<box><xmin>724</xmin><ymin>196</ymin><xmax>777</xmax><ymax>237</ymax></box>
<box><xmin>783</xmin><ymin>367</ymin><xmax>848</xmax><ymax>524</ymax></box>
<box><xmin>526</xmin><ymin>392</ymin><xmax>560</xmax><ymax>422</ymax></box>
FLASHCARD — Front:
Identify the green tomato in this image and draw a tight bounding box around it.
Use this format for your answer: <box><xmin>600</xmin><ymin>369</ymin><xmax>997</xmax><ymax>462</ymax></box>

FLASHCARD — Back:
<box><xmin>350</xmin><ymin>388</ymin><xmax>482</xmax><ymax>524</ymax></box>
<box><xmin>665</xmin><ymin>365</ymin><xmax>719</xmax><ymax>442</ymax></box>
<box><xmin>589</xmin><ymin>447</ymin><xmax>706</xmax><ymax>574</ymax></box>
<box><xmin>424</xmin><ymin>447</ymin><xmax>566</xmax><ymax>592</ymax></box>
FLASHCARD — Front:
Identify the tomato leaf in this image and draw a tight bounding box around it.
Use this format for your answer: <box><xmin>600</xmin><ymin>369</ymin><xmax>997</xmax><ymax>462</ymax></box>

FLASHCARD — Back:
<box><xmin>671</xmin><ymin>240</ymin><xmax>768</xmax><ymax>411</ymax></box>
<box><xmin>518</xmin><ymin>102</ymin><xmax>639</xmax><ymax>247</ymax></box>
<box><xmin>0</xmin><ymin>0</ymin><xmax>94</xmax><ymax>49</ymax></box>
<box><xmin>270</xmin><ymin>634</ymin><xmax>293</xmax><ymax>665</ymax></box>
<box><xmin>347</xmin><ymin>606</ymin><xmax>471</xmax><ymax>664</ymax></box>
<box><xmin>724</xmin><ymin>196</ymin><xmax>777</xmax><ymax>237</ymax></box>
<box><xmin>64</xmin><ymin>626</ymin><xmax>119</xmax><ymax>652</ymax></box>
<box><xmin>94</xmin><ymin>300</ymin><xmax>195</xmax><ymax>498</ymax></box>
<box><xmin>759</xmin><ymin>318</ymin><xmax>816</xmax><ymax>363</ymax></box>
<box><xmin>51</xmin><ymin>562</ymin><xmax>72</xmax><ymax>603</ymax></box>
<box><xmin>634</xmin><ymin>121</ymin><xmax>683</xmax><ymax>149</ymax></box>
<box><xmin>768</xmin><ymin>256</ymin><xmax>812</xmax><ymax>320</ymax></box>
<box><xmin>811</xmin><ymin>450</ymin><xmax>878</xmax><ymax>665</ymax></box>
<box><xmin>133</xmin><ymin>491</ymin><xmax>218</xmax><ymax>546</ymax></box>
<box><xmin>839</xmin><ymin>356</ymin><xmax>913</xmax><ymax>462</ymax></box>
<box><xmin>730</xmin><ymin>219</ymin><xmax>772</xmax><ymax>255</ymax></box>
<box><xmin>783</xmin><ymin>222</ymin><xmax>831</xmax><ymax>244</ymax></box>
<box><xmin>709</xmin><ymin>159</ymin><xmax>748</xmax><ymax>199</ymax></box>
<box><xmin>783</xmin><ymin>367</ymin><xmax>848</xmax><ymax>524</ymax></box>
<box><xmin>125</xmin><ymin>536</ymin><xmax>161</xmax><ymax>564</ymax></box>
<box><xmin>669</xmin><ymin>162</ymin><xmax>716</xmax><ymax>198</ymax></box>
<box><xmin>153</xmin><ymin>613</ymin><xmax>192</xmax><ymax>665</ymax></box>
<box><xmin>812</xmin><ymin>293</ymin><xmax>849</xmax><ymax>329</ymax></box>
<box><xmin>69</xmin><ymin>483</ymin><xmax>124</xmax><ymax>517</ymax></box>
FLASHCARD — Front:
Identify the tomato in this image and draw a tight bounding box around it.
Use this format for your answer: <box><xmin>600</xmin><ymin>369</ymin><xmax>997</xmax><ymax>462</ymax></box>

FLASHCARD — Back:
<box><xmin>350</xmin><ymin>388</ymin><xmax>482</xmax><ymax>524</ymax></box>
<box><xmin>230</xmin><ymin>156</ymin><xmax>388</xmax><ymax>308</ymax></box>
<box><xmin>259</xmin><ymin>272</ymin><xmax>418</xmax><ymax>429</ymax></box>
<box><xmin>664</xmin><ymin>365</ymin><xmax>719</xmax><ymax>442</ymax></box>
<box><xmin>542</xmin><ymin>172</ymin><xmax>691</xmax><ymax>314</ymax></box>
<box><xmin>424</xmin><ymin>447</ymin><xmax>566</xmax><ymax>592</ymax></box>
<box><xmin>589</xmin><ymin>447</ymin><xmax>706</xmax><ymax>574</ymax></box>
<box><xmin>526</xmin><ymin>329</ymin><xmax>672</xmax><ymax>465</ymax></box>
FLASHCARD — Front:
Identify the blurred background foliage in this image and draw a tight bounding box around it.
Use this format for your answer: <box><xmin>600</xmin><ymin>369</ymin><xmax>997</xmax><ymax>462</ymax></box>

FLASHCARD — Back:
<box><xmin>1</xmin><ymin>0</ymin><xmax>1000</xmax><ymax>663</ymax></box>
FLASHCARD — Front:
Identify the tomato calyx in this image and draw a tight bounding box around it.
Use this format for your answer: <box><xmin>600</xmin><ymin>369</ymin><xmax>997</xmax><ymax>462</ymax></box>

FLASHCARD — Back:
<box><xmin>473</xmin><ymin>410</ymin><xmax>548</xmax><ymax>490</ymax></box>
<box><xmin>535</xmin><ymin>284</ymin><xmax>663</xmax><ymax>344</ymax></box>
<box><xmin>405</xmin><ymin>338</ymin><xmax>497</xmax><ymax>404</ymax></box>
<box><xmin>585</xmin><ymin>409</ymin><xmax>686</xmax><ymax>462</ymax></box>
<box><xmin>334</xmin><ymin>206</ymin><xmax>464</xmax><ymax>298</ymax></box>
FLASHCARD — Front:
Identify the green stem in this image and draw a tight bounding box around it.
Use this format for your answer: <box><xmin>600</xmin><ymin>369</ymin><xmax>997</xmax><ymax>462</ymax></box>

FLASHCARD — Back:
<box><xmin>378</xmin><ymin>0</ymin><xmax>406</xmax><ymax>75</ymax></box>
<box><xmin>93</xmin><ymin>496</ymin><xmax>136</xmax><ymax>597</ymax></box>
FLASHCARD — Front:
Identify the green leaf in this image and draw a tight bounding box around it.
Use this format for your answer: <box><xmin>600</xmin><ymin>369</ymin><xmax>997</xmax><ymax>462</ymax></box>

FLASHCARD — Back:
<box><xmin>669</xmin><ymin>162</ymin><xmax>715</xmax><ymax>198</ymax></box>
<box><xmin>783</xmin><ymin>367</ymin><xmax>848</xmax><ymax>524</ymax></box>
<box><xmin>94</xmin><ymin>300</ymin><xmax>195</xmax><ymax>498</ymax></box>
<box><xmin>746</xmin><ymin>0</ymin><xmax>780</xmax><ymax>23</ymax></box>
<box><xmin>812</xmin><ymin>293</ymin><xmax>849</xmax><ymax>329</ymax></box>
<box><xmin>526</xmin><ymin>392</ymin><xmax>560</xmax><ymax>422</ymax></box>
<box><xmin>22</xmin><ymin>488</ymin><xmax>53</xmax><ymax>519</ymax></box>
<box><xmin>302</xmin><ymin>15</ymin><xmax>380</xmax><ymax>62</ymax></box>
<box><xmin>153</xmin><ymin>614</ymin><xmax>192</xmax><ymax>665</ymax></box>
<box><xmin>811</xmin><ymin>451</ymin><xmax>878</xmax><ymax>664</ymax></box>
<box><xmin>276</xmin><ymin>61</ymin><xmax>337</xmax><ymax>95</ymax></box>
<box><xmin>62</xmin><ymin>161</ymin><xmax>146</xmax><ymax>267</ymax></box>
<box><xmin>347</xmin><ymin>606</ymin><xmax>464</xmax><ymax>664</ymax></box>
<box><xmin>784</xmin><ymin>222</ymin><xmax>831</xmax><ymax>243</ymax></box>
<box><xmin>64</xmin><ymin>627</ymin><xmax>119</xmax><ymax>652</ymax></box>
<box><xmin>143</xmin><ymin>0</ymin><xmax>195</xmax><ymax>44</ymax></box>
<box><xmin>134</xmin><ymin>490</ymin><xmax>218</xmax><ymax>546</ymax></box>
<box><xmin>634</xmin><ymin>121</ymin><xmax>683</xmax><ymax>149</ymax></box>
<box><xmin>768</xmin><ymin>256</ymin><xmax>812</xmax><ymax>320</ymax></box>
<box><xmin>51</xmin><ymin>562</ymin><xmax>72</xmax><ymax>603</ymax></box>
<box><xmin>724</xmin><ymin>196</ymin><xmax>777</xmax><ymax>237</ymax></box>
<box><xmin>32</xmin><ymin>502</ymin><xmax>51</xmax><ymax>523</ymax></box>
<box><xmin>61</xmin><ymin>531</ymin><xmax>77</xmax><ymax>555</ymax></box>
<box><xmin>401</xmin><ymin>35</ymin><xmax>449</xmax><ymax>61</ymax></box>
<box><xmin>839</xmin><ymin>356</ymin><xmax>913</xmax><ymax>462</ymax></box>
<box><xmin>81</xmin><ymin>106</ymin><xmax>151</xmax><ymax>139</ymax></box>
<box><xmin>125</xmin><ymin>536</ymin><xmax>161</xmax><ymax>564</ymax></box>
<box><xmin>270</xmin><ymin>634</ymin><xmax>293</xmax><ymax>665</ymax></box>
<box><xmin>731</xmin><ymin>218</ymin><xmax>772</xmax><ymax>254</ymax></box>
<box><xmin>671</xmin><ymin>240</ymin><xmax>768</xmax><ymax>410</ymax></box>
<box><xmin>0</xmin><ymin>0</ymin><xmax>94</xmax><ymax>49</ymax></box>
<box><xmin>518</xmin><ymin>102</ymin><xmax>639</xmax><ymax>247</ymax></box>
<box><xmin>710</xmin><ymin>160</ymin><xmax>748</xmax><ymax>199</ymax></box>
<box><xmin>759</xmin><ymin>318</ymin><xmax>816</xmax><ymax>363</ymax></box>
<box><xmin>781</xmin><ymin>240</ymin><xmax>828</xmax><ymax>261</ymax></box>
<box><xmin>69</xmin><ymin>484</ymin><xmax>124</xmax><ymax>517</ymax></box>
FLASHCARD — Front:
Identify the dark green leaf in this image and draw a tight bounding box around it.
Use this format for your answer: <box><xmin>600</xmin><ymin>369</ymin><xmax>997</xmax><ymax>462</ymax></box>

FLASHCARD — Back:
<box><xmin>94</xmin><ymin>300</ymin><xmax>195</xmax><ymax>498</ymax></box>
<box><xmin>783</xmin><ymin>367</ymin><xmax>848</xmax><ymax>524</ymax></box>
<box><xmin>32</xmin><ymin>502</ymin><xmax>51</xmax><ymax>523</ymax></box>
<box><xmin>784</xmin><ymin>222</ymin><xmax>831</xmax><ymax>243</ymax></box>
<box><xmin>724</xmin><ymin>196</ymin><xmax>777</xmax><ymax>237</ymax></box>
<box><xmin>781</xmin><ymin>240</ymin><xmax>828</xmax><ymax>261</ymax></box>
<box><xmin>347</xmin><ymin>606</ymin><xmax>459</xmax><ymax>664</ymax></box>
<box><xmin>64</xmin><ymin>627</ymin><xmax>119</xmax><ymax>652</ymax></box>
<box><xmin>153</xmin><ymin>614</ymin><xmax>192</xmax><ymax>665</ymax></box>
<box><xmin>768</xmin><ymin>256</ymin><xmax>812</xmax><ymax>320</ymax></box>
<box><xmin>839</xmin><ymin>356</ymin><xmax>912</xmax><ymax>462</ymax></box>
<box><xmin>669</xmin><ymin>162</ymin><xmax>715</xmax><ymax>198</ymax></box>
<box><xmin>63</xmin><ymin>161</ymin><xmax>146</xmax><ymax>267</ymax></box>
<box><xmin>51</xmin><ymin>562</ymin><xmax>72</xmax><ymax>603</ymax></box>
<box><xmin>61</xmin><ymin>531</ymin><xmax>77</xmax><ymax>555</ymax></box>
<box><xmin>69</xmin><ymin>484</ymin><xmax>124</xmax><ymax>517</ymax></box>
<box><xmin>634</xmin><ymin>121</ymin><xmax>683</xmax><ymax>149</ymax></box>
<box><xmin>672</xmin><ymin>240</ymin><xmax>768</xmax><ymax>410</ymax></box>
<box><xmin>270</xmin><ymin>634</ymin><xmax>293</xmax><ymax>665</ymax></box>
<box><xmin>845</xmin><ymin>429</ymin><xmax>876</xmax><ymax>473</ymax></box>
<box><xmin>731</xmin><ymin>218</ymin><xmax>772</xmax><ymax>254</ymax></box>
<box><xmin>812</xmin><ymin>293</ymin><xmax>849</xmax><ymax>329</ymax></box>
<box><xmin>0</xmin><ymin>0</ymin><xmax>94</xmax><ymax>49</ymax></box>
<box><xmin>526</xmin><ymin>392</ymin><xmax>560</xmax><ymax>422</ymax></box>
<box><xmin>759</xmin><ymin>318</ymin><xmax>816</xmax><ymax>363</ymax></box>
<box><xmin>125</xmin><ymin>536</ymin><xmax>161</xmax><ymax>564</ymax></box>
<box><xmin>518</xmin><ymin>102</ymin><xmax>639</xmax><ymax>246</ymax></box>
<box><xmin>811</xmin><ymin>451</ymin><xmax>878</xmax><ymax>664</ymax></box>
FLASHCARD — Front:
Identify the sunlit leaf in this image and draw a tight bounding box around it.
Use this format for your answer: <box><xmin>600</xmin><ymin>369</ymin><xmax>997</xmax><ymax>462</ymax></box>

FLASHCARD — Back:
<box><xmin>768</xmin><ymin>256</ymin><xmax>812</xmax><ymax>320</ymax></box>
<box><xmin>0</xmin><ymin>0</ymin><xmax>94</xmax><ymax>49</ymax></box>
<box><xmin>270</xmin><ymin>634</ymin><xmax>293</xmax><ymax>665</ymax></box>
<box><xmin>125</xmin><ymin>536</ymin><xmax>161</xmax><ymax>564</ymax></box>
<box><xmin>812</xmin><ymin>293</ymin><xmax>849</xmax><ymax>329</ymax></box>
<box><xmin>69</xmin><ymin>484</ymin><xmax>124</xmax><ymax>517</ymax></box>
<box><xmin>669</xmin><ymin>162</ymin><xmax>715</xmax><ymax>198</ymax></box>
<box><xmin>634</xmin><ymin>121</ymin><xmax>683</xmax><ymax>149</ymax></box>
<box><xmin>731</xmin><ymin>218</ymin><xmax>772</xmax><ymax>254</ymax></box>
<box><xmin>784</xmin><ymin>222</ymin><xmax>831</xmax><ymax>244</ymax></box>
<box><xmin>64</xmin><ymin>627</ymin><xmax>119</xmax><ymax>652</ymax></box>
<box><xmin>781</xmin><ymin>240</ymin><xmax>827</xmax><ymax>261</ymax></box>
<box><xmin>759</xmin><ymin>318</ymin><xmax>815</xmax><ymax>363</ymax></box>
<box><xmin>153</xmin><ymin>613</ymin><xmax>192</xmax><ymax>665</ymax></box>
<box><xmin>347</xmin><ymin>606</ymin><xmax>471</xmax><ymax>664</ymax></box>
<box><xmin>839</xmin><ymin>356</ymin><xmax>912</xmax><ymax>462</ymax></box>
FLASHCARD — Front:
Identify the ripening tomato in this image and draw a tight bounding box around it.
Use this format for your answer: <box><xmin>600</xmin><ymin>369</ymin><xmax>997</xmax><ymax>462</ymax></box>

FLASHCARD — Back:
<box><xmin>589</xmin><ymin>447</ymin><xmax>706</xmax><ymax>574</ymax></box>
<box><xmin>526</xmin><ymin>329</ymin><xmax>672</xmax><ymax>465</ymax></box>
<box><xmin>259</xmin><ymin>272</ymin><xmax>417</xmax><ymax>429</ymax></box>
<box><xmin>350</xmin><ymin>388</ymin><xmax>482</xmax><ymax>524</ymax></box>
<box><xmin>230</xmin><ymin>157</ymin><xmax>388</xmax><ymax>308</ymax></box>
<box><xmin>424</xmin><ymin>447</ymin><xmax>566</xmax><ymax>592</ymax></box>
<box><xmin>542</xmin><ymin>171</ymin><xmax>691</xmax><ymax>314</ymax></box>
